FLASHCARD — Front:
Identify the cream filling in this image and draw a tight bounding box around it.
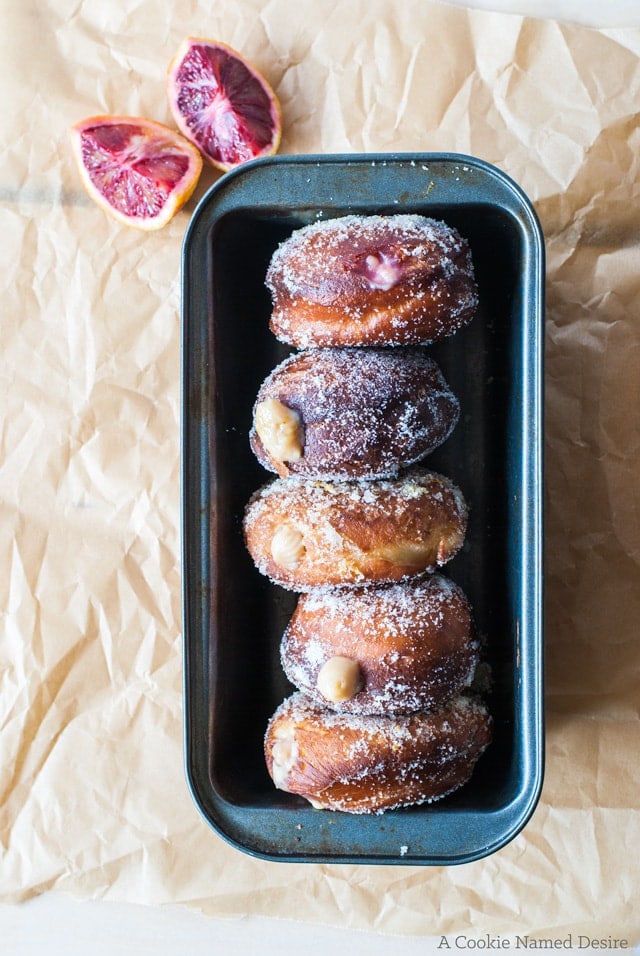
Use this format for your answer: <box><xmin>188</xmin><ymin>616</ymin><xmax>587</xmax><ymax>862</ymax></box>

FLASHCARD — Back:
<box><xmin>271</xmin><ymin>524</ymin><xmax>306</xmax><ymax>570</ymax></box>
<box><xmin>369</xmin><ymin>538</ymin><xmax>439</xmax><ymax>568</ymax></box>
<box><xmin>316</xmin><ymin>655</ymin><xmax>363</xmax><ymax>702</ymax></box>
<box><xmin>270</xmin><ymin>725</ymin><xmax>298</xmax><ymax>791</ymax></box>
<box><xmin>255</xmin><ymin>398</ymin><xmax>304</xmax><ymax>463</ymax></box>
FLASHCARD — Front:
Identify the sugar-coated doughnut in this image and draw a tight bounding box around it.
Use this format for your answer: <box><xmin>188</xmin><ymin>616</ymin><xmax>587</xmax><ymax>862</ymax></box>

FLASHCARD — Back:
<box><xmin>266</xmin><ymin>214</ymin><xmax>478</xmax><ymax>348</ymax></box>
<box><xmin>264</xmin><ymin>691</ymin><xmax>492</xmax><ymax>814</ymax></box>
<box><xmin>243</xmin><ymin>468</ymin><xmax>467</xmax><ymax>591</ymax></box>
<box><xmin>250</xmin><ymin>347</ymin><xmax>459</xmax><ymax>480</ymax></box>
<box><xmin>280</xmin><ymin>576</ymin><xmax>479</xmax><ymax>714</ymax></box>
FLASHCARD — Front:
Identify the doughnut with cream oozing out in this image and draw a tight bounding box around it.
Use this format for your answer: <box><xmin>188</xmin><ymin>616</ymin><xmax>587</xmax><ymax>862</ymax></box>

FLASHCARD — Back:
<box><xmin>249</xmin><ymin>346</ymin><xmax>459</xmax><ymax>480</ymax></box>
<box><xmin>265</xmin><ymin>214</ymin><xmax>478</xmax><ymax>348</ymax></box>
<box><xmin>242</xmin><ymin>467</ymin><xmax>468</xmax><ymax>591</ymax></box>
<box><xmin>280</xmin><ymin>575</ymin><xmax>480</xmax><ymax>714</ymax></box>
<box><xmin>264</xmin><ymin>691</ymin><xmax>492</xmax><ymax>814</ymax></box>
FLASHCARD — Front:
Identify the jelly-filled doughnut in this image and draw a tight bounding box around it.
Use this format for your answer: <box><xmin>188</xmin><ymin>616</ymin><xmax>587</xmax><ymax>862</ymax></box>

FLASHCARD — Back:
<box><xmin>243</xmin><ymin>468</ymin><xmax>467</xmax><ymax>591</ymax></box>
<box><xmin>249</xmin><ymin>347</ymin><xmax>459</xmax><ymax>480</ymax></box>
<box><xmin>264</xmin><ymin>691</ymin><xmax>492</xmax><ymax>814</ymax></box>
<box><xmin>280</xmin><ymin>576</ymin><xmax>480</xmax><ymax>714</ymax></box>
<box><xmin>266</xmin><ymin>214</ymin><xmax>478</xmax><ymax>348</ymax></box>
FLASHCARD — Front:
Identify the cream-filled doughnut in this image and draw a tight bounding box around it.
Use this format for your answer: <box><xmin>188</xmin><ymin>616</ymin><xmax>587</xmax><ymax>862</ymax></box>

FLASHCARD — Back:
<box><xmin>243</xmin><ymin>468</ymin><xmax>467</xmax><ymax>591</ymax></box>
<box><xmin>264</xmin><ymin>691</ymin><xmax>492</xmax><ymax>814</ymax></box>
<box><xmin>280</xmin><ymin>575</ymin><xmax>480</xmax><ymax>714</ymax></box>
<box><xmin>250</xmin><ymin>347</ymin><xmax>459</xmax><ymax>480</ymax></box>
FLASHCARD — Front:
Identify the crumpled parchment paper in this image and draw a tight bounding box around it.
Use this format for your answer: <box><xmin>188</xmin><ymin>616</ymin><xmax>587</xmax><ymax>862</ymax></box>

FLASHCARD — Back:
<box><xmin>1</xmin><ymin>0</ymin><xmax>639</xmax><ymax>942</ymax></box>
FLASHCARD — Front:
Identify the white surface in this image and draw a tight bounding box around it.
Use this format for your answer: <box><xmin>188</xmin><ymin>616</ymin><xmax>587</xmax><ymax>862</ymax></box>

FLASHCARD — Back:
<box><xmin>4</xmin><ymin>1</ymin><xmax>639</xmax><ymax>953</ymax></box>
<box><xmin>2</xmin><ymin>894</ymin><xmax>438</xmax><ymax>956</ymax></box>
<box><xmin>443</xmin><ymin>0</ymin><xmax>640</xmax><ymax>25</ymax></box>
<box><xmin>3</xmin><ymin>893</ymin><xmax>639</xmax><ymax>955</ymax></box>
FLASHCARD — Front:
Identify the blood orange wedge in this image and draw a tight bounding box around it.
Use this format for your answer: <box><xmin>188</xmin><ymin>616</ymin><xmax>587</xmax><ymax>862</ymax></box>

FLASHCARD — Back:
<box><xmin>167</xmin><ymin>37</ymin><xmax>282</xmax><ymax>171</ymax></box>
<box><xmin>70</xmin><ymin>115</ymin><xmax>203</xmax><ymax>230</ymax></box>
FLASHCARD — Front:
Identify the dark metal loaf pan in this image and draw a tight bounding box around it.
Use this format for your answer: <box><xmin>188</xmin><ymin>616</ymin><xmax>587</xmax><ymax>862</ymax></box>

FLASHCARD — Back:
<box><xmin>181</xmin><ymin>153</ymin><xmax>545</xmax><ymax>864</ymax></box>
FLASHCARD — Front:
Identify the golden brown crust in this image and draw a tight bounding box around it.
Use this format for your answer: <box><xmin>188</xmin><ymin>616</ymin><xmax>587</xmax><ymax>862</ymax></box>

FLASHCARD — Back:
<box><xmin>266</xmin><ymin>214</ymin><xmax>478</xmax><ymax>348</ymax></box>
<box><xmin>249</xmin><ymin>347</ymin><xmax>459</xmax><ymax>480</ymax></box>
<box><xmin>281</xmin><ymin>576</ymin><xmax>479</xmax><ymax>714</ymax></box>
<box><xmin>264</xmin><ymin>692</ymin><xmax>492</xmax><ymax>814</ymax></box>
<box><xmin>243</xmin><ymin>468</ymin><xmax>468</xmax><ymax>590</ymax></box>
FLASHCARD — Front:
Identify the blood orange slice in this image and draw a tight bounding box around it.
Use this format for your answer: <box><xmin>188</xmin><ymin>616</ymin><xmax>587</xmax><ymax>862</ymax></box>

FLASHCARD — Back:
<box><xmin>70</xmin><ymin>115</ymin><xmax>203</xmax><ymax>230</ymax></box>
<box><xmin>167</xmin><ymin>38</ymin><xmax>282</xmax><ymax>171</ymax></box>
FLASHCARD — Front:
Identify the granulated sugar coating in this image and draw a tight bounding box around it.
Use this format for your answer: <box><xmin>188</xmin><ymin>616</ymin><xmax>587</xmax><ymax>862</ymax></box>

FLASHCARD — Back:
<box><xmin>249</xmin><ymin>347</ymin><xmax>460</xmax><ymax>480</ymax></box>
<box><xmin>281</xmin><ymin>576</ymin><xmax>480</xmax><ymax>715</ymax></box>
<box><xmin>251</xmin><ymin>211</ymin><xmax>493</xmax><ymax>815</ymax></box>
<box><xmin>266</xmin><ymin>214</ymin><xmax>478</xmax><ymax>348</ymax></box>
<box><xmin>264</xmin><ymin>691</ymin><xmax>492</xmax><ymax>814</ymax></box>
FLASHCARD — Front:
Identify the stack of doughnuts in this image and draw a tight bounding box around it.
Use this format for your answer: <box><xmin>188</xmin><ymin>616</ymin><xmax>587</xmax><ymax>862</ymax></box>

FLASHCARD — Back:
<box><xmin>242</xmin><ymin>213</ymin><xmax>492</xmax><ymax>814</ymax></box>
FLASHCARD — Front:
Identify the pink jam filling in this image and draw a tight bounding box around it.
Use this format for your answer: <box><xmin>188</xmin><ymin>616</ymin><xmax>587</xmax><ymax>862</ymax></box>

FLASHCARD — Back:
<box><xmin>355</xmin><ymin>251</ymin><xmax>405</xmax><ymax>290</ymax></box>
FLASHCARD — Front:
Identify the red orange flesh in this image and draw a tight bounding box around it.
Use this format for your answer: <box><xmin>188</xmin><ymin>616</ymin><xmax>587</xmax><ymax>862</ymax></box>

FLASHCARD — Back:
<box><xmin>70</xmin><ymin>115</ymin><xmax>202</xmax><ymax>230</ymax></box>
<box><xmin>167</xmin><ymin>38</ymin><xmax>282</xmax><ymax>171</ymax></box>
